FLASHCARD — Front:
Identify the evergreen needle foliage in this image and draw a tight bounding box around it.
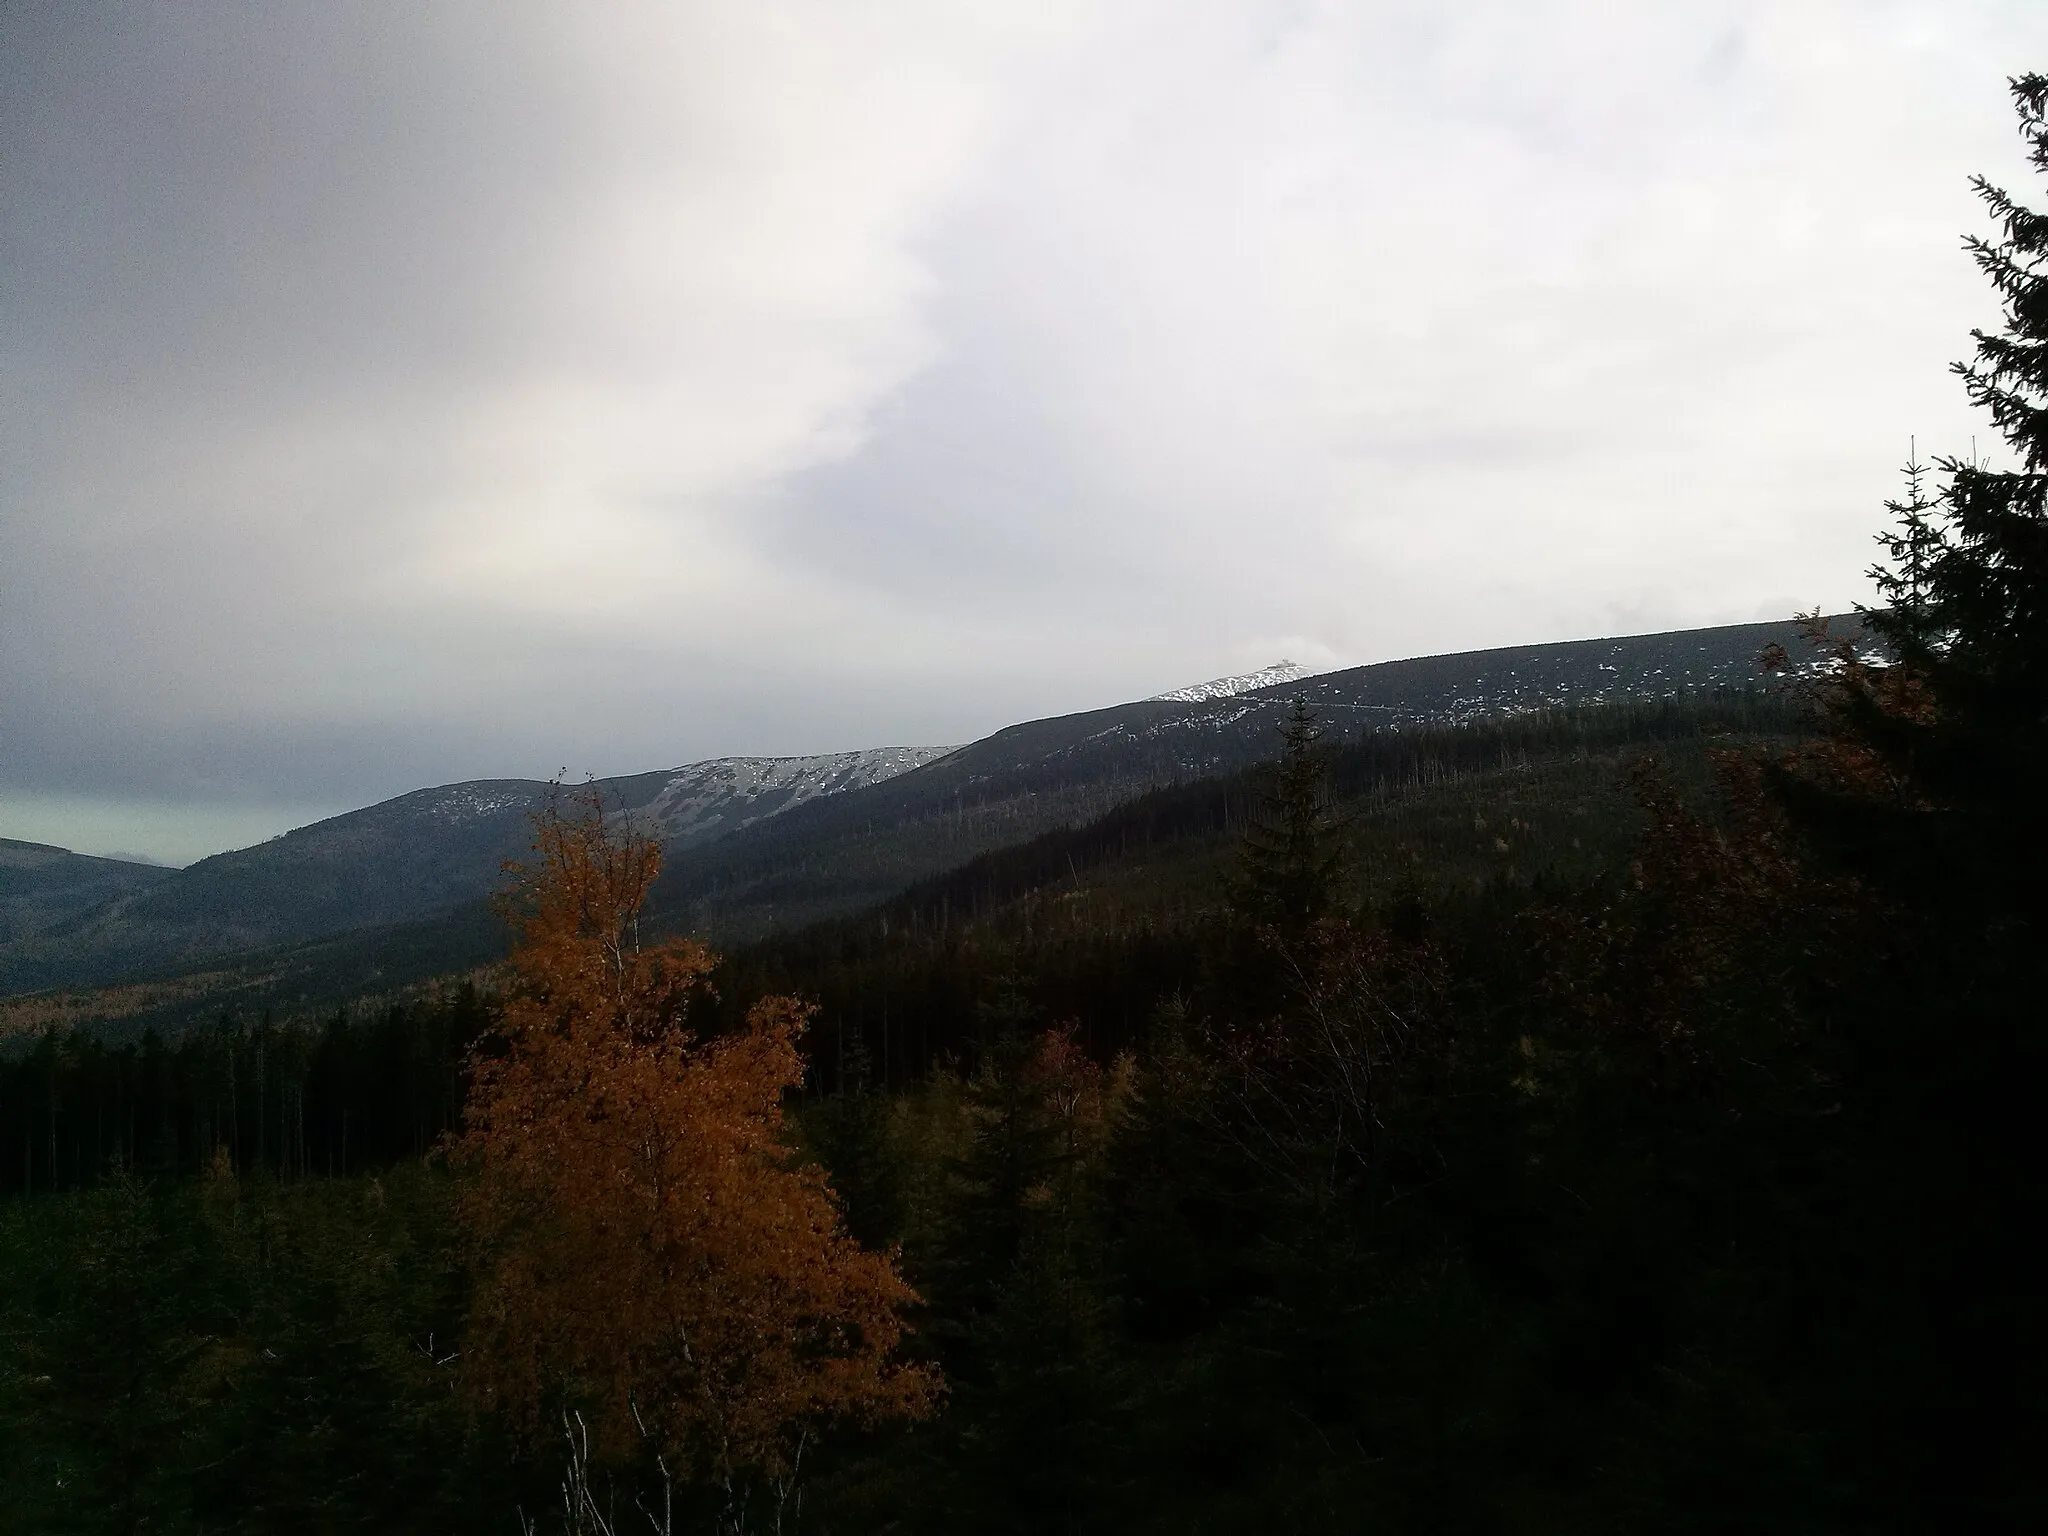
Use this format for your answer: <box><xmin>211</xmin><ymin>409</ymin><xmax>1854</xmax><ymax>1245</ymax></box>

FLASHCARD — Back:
<box><xmin>1231</xmin><ymin>699</ymin><xmax>1351</xmax><ymax>931</ymax></box>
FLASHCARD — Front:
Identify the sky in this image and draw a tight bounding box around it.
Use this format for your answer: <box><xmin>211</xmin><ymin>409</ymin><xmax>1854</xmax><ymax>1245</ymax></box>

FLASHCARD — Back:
<box><xmin>5</xmin><ymin>1</ymin><xmax>2046</xmax><ymax>865</ymax></box>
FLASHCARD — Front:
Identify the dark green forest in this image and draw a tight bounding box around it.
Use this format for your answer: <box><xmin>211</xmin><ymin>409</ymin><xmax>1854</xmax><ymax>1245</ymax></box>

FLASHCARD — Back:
<box><xmin>7</xmin><ymin>69</ymin><xmax>2048</xmax><ymax>1536</ymax></box>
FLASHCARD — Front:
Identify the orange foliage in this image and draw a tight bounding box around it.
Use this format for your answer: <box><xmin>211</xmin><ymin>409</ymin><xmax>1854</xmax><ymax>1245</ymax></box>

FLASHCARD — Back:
<box><xmin>453</xmin><ymin>789</ymin><xmax>938</xmax><ymax>1487</ymax></box>
<box><xmin>1763</xmin><ymin>611</ymin><xmax>1938</xmax><ymax>807</ymax></box>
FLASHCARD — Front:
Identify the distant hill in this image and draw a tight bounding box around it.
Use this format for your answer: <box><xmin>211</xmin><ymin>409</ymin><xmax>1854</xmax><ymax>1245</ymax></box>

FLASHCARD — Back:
<box><xmin>0</xmin><ymin>615</ymin><xmax>1856</xmax><ymax>1000</ymax></box>
<box><xmin>0</xmin><ymin>748</ymin><xmax>954</xmax><ymax>995</ymax></box>
<box><xmin>0</xmin><ymin>839</ymin><xmax>174</xmax><ymax>947</ymax></box>
<box><xmin>643</xmin><ymin>615</ymin><xmax>1856</xmax><ymax>939</ymax></box>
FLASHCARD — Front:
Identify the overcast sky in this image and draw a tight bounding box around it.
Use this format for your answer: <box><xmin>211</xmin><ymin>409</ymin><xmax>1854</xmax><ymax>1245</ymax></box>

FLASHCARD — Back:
<box><xmin>5</xmin><ymin>1</ymin><xmax>2045</xmax><ymax>864</ymax></box>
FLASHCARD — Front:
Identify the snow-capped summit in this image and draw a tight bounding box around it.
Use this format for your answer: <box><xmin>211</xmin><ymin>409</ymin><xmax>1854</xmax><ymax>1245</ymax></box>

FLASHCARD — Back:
<box><xmin>1150</xmin><ymin>660</ymin><xmax>1313</xmax><ymax>704</ymax></box>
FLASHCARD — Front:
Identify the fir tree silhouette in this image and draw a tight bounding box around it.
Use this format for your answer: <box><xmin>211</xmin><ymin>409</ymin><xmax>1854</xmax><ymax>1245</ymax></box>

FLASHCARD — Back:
<box><xmin>1794</xmin><ymin>73</ymin><xmax>2048</xmax><ymax>912</ymax></box>
<box><xmin>1763</xmin><ymin>73</ymin><xmax>2048</xmax><ymax>1520</ymax></box>
<box><xmin>1233</xmin><ymin>698</ymin><xmax>1348</xmax><ymax>929</ymax></box>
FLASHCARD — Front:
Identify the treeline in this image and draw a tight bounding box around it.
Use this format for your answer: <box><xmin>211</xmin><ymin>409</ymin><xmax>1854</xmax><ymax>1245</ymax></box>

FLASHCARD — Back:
<box><xmin>0</xmin><ymin>693</ymin><xmax>1793</xmax><ymax>1194</ymax></box>
<box><xmin>0</xmin><ymin>1166</ymin><xmax>526</xmax><ymax>1530</ymax></box>
<box><xmin>5</xmin><ymin>667</ymin><xmax>2033</xmax><ymax>1528</ymax></box>
<box><xmin>705</xmin><ymin>691</ymin><xmax>1804</xmax><ymax>1092</ymax></box>
<box><xmin>871</xmin><ymin>690</ymin><xmax>1804</xmax><ymax>933</ymax></box>
<box><xmin>0</xmin><ymin>984</ymin><xmax>492</xmax><ymax>1196</ymax></box>
<box><xmin>0</xmin><ymin>659</ymin><xmax>2040</xmax><ymax>1529</ymax></box>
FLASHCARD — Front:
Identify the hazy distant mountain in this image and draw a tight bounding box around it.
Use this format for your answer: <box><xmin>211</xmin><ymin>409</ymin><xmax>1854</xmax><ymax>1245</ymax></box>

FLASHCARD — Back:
<box><xmin>0</xmin><ymin>616</ymin><xmax>1858</xmax><ymax>1002</ymax></box>
<box><xmin>0</xmin><ymin>748</ymin><xmax>953</xmax><ymax>994</ymax></box>
<box><xmin>0</xmin><ymin>839</ymin><xmax>174</xmax><ymax>946</ymax></box>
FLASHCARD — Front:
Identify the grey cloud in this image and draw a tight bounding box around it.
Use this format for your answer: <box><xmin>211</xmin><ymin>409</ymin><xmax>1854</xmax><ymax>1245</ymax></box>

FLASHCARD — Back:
<box><xmin>2</xmin><ymin>4</ymin><xmax>581</xmax><ymax>400</ymax></box>
<box><xmin>5</xmin><ymin>1</ymin><xmax>2047</xmax><ymax>864</ymax></box>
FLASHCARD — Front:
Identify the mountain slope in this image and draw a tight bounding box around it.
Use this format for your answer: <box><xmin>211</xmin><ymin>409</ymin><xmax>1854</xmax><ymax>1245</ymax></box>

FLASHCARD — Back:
<box><xmin>0</xmin><ymin>840</ymin><xmax>175</xmax><ymax>946</ymax></box>
<box><xmin>9</xmin><ymin>686</ymin><xmax>1808</xmax><ymax>1047</ymax></box>
<box><xmin>1</xmin><ymin>616</ymin><xmax>1856</xmax><ymax>997</ymax></box>
<box><xmin>1150</xmin><ymin>660</ymin><xmax>1311</xmax><ymax>702</ymax></box>
<box><xmin>0</xmin><ymin>748</ymin><xmax>953</xmax><ymax>993</ymax></box>
<box><xmin>643</xmin><ymin>615</ymin><xmax>1854</xmax><ymax>938</ymax></box>
<box><xmin>615</xmin><ymin>747</ymin><xmax>960</xmax><ymax>846</ymax></box>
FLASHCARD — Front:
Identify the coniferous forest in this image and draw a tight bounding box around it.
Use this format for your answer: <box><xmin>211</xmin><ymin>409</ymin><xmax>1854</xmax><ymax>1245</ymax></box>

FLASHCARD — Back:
<box><xmin>7</xmin><ymin>70</ymin><xmax>2048</xmax><ymax>1536</ymax></box>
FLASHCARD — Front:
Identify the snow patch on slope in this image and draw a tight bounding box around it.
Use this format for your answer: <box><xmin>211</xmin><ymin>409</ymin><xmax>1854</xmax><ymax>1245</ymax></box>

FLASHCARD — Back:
<box><xmin>418</xmin><ymin>785</ymin><xmax>542</xmax><ymax>825</ymax></box>
<box><xmin>1151</xmin><ymin>660</ymin><xmax>1312</xmax><ymax>703</ymax></box>
<box><xmin>624</xmin><ymin>745</ymin><xmax>960</xmax><ymax>846</ymax></box>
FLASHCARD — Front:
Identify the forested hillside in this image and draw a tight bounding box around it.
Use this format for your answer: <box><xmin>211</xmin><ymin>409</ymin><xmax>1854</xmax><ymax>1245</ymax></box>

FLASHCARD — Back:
<box><xmin>0</xmin><ymin>840</ymin><xmax>172</xmax><ymax>946</ymax></box>
<box><xmin>6</xmin><ymin>608</ymin><xmax>2040</xmax><ymax>1528</ymax></box>
<box><xmin>644</xmin><ymin>615</ymin><xmax>1847</xmax><ymax>941</ymax></box>
<box><xmin>7</xmin><ymin>685</ymin><xmax>1869</xmax><ymax>1532</ymax></box>
<box><xmin>0</xmin><ymin>749</ymin><xmax>956</xmax><ymax>996</ymax></box>
<box><xmin>5</xmin><ymin>66</ymin><xmax>2047</xmax><ymax>1536</ymax></box>
<box><xmin>0</xmin><ymin>690</ymin><xmax>1793</xmax><ymax>1193</ymax></box>
<box><xmin>0</xmin><ymin>617</ymin><xmax>1838</xmax><ymax>1022</ymax></box>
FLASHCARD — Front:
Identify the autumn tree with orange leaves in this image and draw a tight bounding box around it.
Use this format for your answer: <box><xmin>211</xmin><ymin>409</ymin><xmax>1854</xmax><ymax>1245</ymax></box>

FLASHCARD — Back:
<box><xmin>453</xmin><ymin>789</ymin><xmax>938</xmax><ymax>1509</ymax></box>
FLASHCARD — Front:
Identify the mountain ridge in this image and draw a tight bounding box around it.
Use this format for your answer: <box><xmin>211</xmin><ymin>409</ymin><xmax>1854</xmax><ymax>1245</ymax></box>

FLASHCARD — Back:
<box><xmin>1150</xmin><ymin>659</ymin><xmax>1311</xmax><ymax>702</ymax></box>
<box><xmin>1</xmin><ymin>838</ymin><xmax>178</xmax><ymax>950</ymax></box>
<box><xmin>1</xmin><ymin>615</ymin><xmax>1860</xmax><ymax>998</ymax></box>
<box><xmin>0</xmin><ymin>747</ymin><xmax>955</xmax><ymax>994</ymax></box>
<box><xmin>635</xmin><ymin>613</ymin><xmax>1862</xmax><ymax>939</ymax></box>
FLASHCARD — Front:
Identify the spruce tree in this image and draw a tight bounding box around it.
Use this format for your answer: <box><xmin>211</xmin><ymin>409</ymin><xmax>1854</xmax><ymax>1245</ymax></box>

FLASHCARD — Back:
<box><xmin>1233</xmin><ymin>698</ymin><xmax>1348</xmax><ymax>930</ymax></box>
<box><xmin>1763</xmin><ymin>74</ymin><xmax>2048</xmax><ymax>1521</ymax></box>
<box><xmin>1854</xmin><ymin>72</ymin><xmax>2048</xmax><ymax>860</ymax></box>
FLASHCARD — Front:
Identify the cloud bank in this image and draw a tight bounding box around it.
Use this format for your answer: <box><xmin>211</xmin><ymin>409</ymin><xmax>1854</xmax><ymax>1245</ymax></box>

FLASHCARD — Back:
<box><xmin>4</xmin><ymin>1</ymin><xmax>2043</xmax><ymax>860</ymax></box>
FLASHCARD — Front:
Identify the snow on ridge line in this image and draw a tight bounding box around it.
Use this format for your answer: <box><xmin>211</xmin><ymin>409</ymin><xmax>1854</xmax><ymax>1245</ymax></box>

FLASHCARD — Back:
<box><xmin>1151</xmin><ymin>660</ymin><xmax>1313</xmax><ymax>704</ymax></box>
<box><xmin>652</xmin><ymin>744</ymin><xmax>961</xmax><ymax>794</ymax></box>
<box><xmin>405</xmin><ymin>747</ymin><xmax>962</xmax><ymax>834</ymax></box>
<box><xmin>627</xmin><ymin>744</ymin><xmax>964</xmax><ymax>843</ymax></box>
